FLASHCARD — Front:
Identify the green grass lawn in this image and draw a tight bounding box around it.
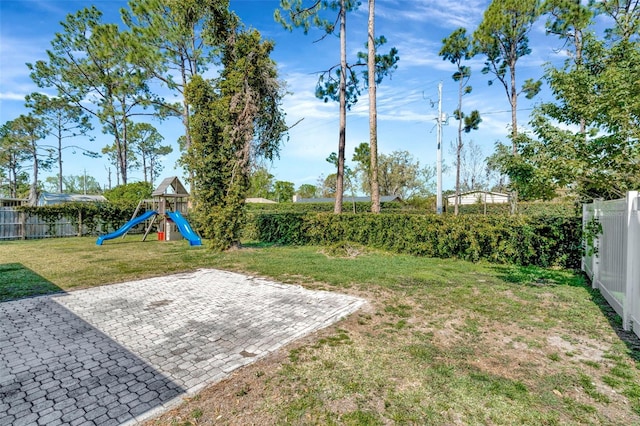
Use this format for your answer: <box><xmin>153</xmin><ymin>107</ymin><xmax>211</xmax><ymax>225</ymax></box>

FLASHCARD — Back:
<box><xmin>1</xmin><ymin>236</ymin><xmax>639</xmax><ymax>425</ymax></box>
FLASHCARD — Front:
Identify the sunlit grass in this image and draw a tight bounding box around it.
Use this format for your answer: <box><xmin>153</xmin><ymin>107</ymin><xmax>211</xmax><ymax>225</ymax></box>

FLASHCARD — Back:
<box><xmin>2</xmin><ymin>236</ymin><xmax>639</xmax><ymax>424</ymax></box>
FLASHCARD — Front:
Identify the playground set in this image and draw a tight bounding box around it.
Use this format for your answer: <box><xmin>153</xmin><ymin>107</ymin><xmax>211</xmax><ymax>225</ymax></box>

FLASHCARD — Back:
<box><xmin>96</xmin><ymin>176</ymin><xmax>202</xmax><ymax>246</ymax></box>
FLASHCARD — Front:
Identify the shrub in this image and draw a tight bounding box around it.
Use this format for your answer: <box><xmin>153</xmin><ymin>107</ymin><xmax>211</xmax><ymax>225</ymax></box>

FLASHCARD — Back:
<box><xmin>19</xmin><ymin>203</ymin><xmax>138</xmax><ymax>236</ymax></box>
<box><xmin>247</xmin><ymin>212</ymin><xmax>582</xmax><ymax>269</ymax></box>
<box><xmin>103</xmin><ymin>182</ymin><xmax>153</xmax><ymax>204</ymax></box>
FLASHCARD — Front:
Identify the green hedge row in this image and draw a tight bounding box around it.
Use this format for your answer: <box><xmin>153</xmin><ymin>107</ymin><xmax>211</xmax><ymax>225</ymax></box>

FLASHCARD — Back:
<box><xmin>451</xmin><ymin>201</ymin><xmax>580</xmax><ymax>217</ymax></box>
<box><xmin>247</xmin><ymin>212</ymin><xmax>583</xmax><ymax>269</ymax></box>
<box><xmin>247</xmin><ymin>200</ymin><xmax>580</xmax><ymax>217</ymax></box>
<box><xmin>19</xmin><ymin>202</ymin><xmax>138</xmax><ymax>236</ymax></box>
<box><xmin>246</xmin><ymin>201</ymin><xmax>405</xmax><ymax>213</ymax></box>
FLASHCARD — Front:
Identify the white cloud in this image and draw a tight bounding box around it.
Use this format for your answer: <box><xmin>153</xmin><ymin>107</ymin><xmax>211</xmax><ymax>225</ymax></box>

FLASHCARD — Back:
<box><xmin>0</xmin><ymin>92</ymin><xmax>28</xmax><ymax>101</ymax></box>
<box><xmin>377</xmin><ymin>0</ymin><xmax>487</xmax><ymax>29</ymax></box>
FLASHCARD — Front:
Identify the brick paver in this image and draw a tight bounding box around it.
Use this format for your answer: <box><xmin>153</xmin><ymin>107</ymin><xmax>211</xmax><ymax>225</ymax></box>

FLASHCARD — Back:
<box><xmin>0</xmin><ymin>269</ymin><xmax>365</xmax><ymax>424</ymax></box>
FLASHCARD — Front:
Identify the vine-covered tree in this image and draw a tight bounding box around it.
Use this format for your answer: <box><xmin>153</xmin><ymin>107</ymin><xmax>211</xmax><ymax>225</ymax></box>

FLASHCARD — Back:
<box><xmin>185</xmin><ymin>28</ymin><xmax>287</xmax><ymax>250</ymax></box>
<box><xmin>440</xmin><ymin>27</ymin><xmax>482</xmax><ymax>215</ymax></box>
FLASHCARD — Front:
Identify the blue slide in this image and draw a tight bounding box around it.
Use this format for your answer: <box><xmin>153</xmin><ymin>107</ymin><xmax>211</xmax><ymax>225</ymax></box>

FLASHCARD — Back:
<box><xmin>96</xmin><ymin>210</ymin><xmax>157</xmax><ymax>245</ymax></box>
<box><xmin>166</xmin><ymin>210</ymin><xmax>202</xmax><ymax>246</ymax></box>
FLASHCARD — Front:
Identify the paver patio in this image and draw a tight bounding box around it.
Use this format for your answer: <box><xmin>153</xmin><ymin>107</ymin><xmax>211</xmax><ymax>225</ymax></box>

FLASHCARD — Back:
<box><xmin>0</xmin><ymin>269</ymin><xmax>365</xmax><ymax>425</ymax></box>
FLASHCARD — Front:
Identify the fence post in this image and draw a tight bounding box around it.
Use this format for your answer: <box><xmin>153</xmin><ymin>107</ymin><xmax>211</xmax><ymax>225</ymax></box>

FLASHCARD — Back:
<box><xmin>624</xmin><ymin>191</ymin><xmax>639</xmax><ymax>332</ymax></box>
<box><xmin>20</xmin><ymin>210</ymin><xmax>26</xmax><ymax>240</ymax></box>
<box><xmin>582</xmin><ymin>203</ymin><xmax>587</xmax><ymax>272</ymax></box>
<box><xmin>592</xmin><ymin>199</ymin><xmax>601</xmax><ymax>289</ymax></box>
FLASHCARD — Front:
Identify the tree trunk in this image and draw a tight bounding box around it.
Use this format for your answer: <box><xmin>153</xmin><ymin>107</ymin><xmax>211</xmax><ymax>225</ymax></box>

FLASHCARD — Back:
<box><xmin>455</xmin><ymin>68</ymin><xmax>463</xmax><ymax>216</ymax></box>
<box><xmin>123</xmin><ymin>113</ymin><xmax>129</xmax><ymax>185</ymax></box>
<box><xmin>334</xmin><ymin>0</ymin><xmax>347</xmax><ymax>214</ymax></box>
<box><xmin>29</xmin><ymin>141</ymin><xmax>38</xmax><ymax>206</ymax></box>
<box><xmin>368</xmin><ymin>0</ymin><xmax>380</xmax><ymax>214</ymax></box>
<box><xmin>510</xmin><ymin>60</ymin><xmax>518</xmax><ymax>148</ymax></box>
<box><xmin>181</xmin><ymin>59</ymin><xmax>195</xmax><ymax>192</ymax></box>
<box><xmin>509</xmin><ymin>58</ymin><xmax>519</xmax><ymax>213</ymax></box>
<box><xmin>57</xmin><ymin>126</ymin><xmax>63</xmax><ymax>193</ymax></box>
<box><xmin>575</xmin><ymin>29</ymin><xmax>586</xmax><ymax>135</ymax></box>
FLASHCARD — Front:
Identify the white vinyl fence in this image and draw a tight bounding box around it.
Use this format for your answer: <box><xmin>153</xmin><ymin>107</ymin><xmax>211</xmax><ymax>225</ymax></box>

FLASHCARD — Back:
<box><xmin>582</xmin><ymin>191</ymin><xmax>640</xmax><ymax>337</ymax></box>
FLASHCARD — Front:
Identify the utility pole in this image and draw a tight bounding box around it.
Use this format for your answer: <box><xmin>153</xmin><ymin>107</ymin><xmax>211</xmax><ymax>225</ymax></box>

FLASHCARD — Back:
<box><xmin>436</xmin><ymin>81</ymin><xmax>443</xmax><ymax>214</ymax></box>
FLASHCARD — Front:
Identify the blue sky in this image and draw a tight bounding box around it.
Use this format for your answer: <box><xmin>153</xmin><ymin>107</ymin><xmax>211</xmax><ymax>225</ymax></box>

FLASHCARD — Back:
<box><xmin>0</xmin><ymin>0</ymin><xmax>566</xmax><ymax>193</ymax></box>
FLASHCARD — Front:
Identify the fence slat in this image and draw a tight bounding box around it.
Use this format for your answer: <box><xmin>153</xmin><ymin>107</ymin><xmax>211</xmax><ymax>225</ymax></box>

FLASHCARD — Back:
<box><xmin>583</xmin><ymin>191</ymin><xmax>640</xmax><ymax>335</ymax></box>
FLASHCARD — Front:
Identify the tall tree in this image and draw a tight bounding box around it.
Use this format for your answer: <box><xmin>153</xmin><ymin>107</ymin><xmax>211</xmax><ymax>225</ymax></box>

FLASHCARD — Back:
<box><xmin>440</xmin><ymin>27</ymin><xmax>482</xmax><ymax>215</ymax></box>
<box><xmin>458</xmin><ymin>140</ymin><xmax>487</xmax><ymax>193</ymax></box>
<box><xmin>276</xmin><ymin>0</ymin><xmax>359</xmax><ymax>214</ymax></box>
<box><xmin>247</xmin><ymin>166</ymin><xmax>274</xmax><ymax>199</ymax></box>
<box><xmin>377</xmin><ymin>150</ymin><xmax>435</xmax><ymax>199</ymax></box>
<box><xmin>28</xmin><ymin>7</ymin><xmax>161</xmax><ymax>184</ymax></box>
<box><xmin>594</xmin><ymin>0</ymin><xmax>640</xmax><ymax>41</ymax></box>
<box><xmin>273</xmin><ymin>181</ymin><xmax>295</xmax><ymax>203</ymax></box>
<box><xmin>326</xmin><ymin>151</ymin><xmax>357</xmax><ymax>211</ymax></box>
<box><xmin>473</xmin><ymin>0</ymin><xmax>542</xmax><ymax>146</ymax></box>
<box><xmin>296</xmin><ymin>183</ymin><xmax>318</xmax><ymax>198</ymax></box>
<box><xmin>543</xmin><ymin>0</ymin><xmax>593</xmax><ymax>134</ymax></box>
<box><xmin>44</xmin><ymin>174</ymin><xmax>102</xmax><ymax>194</ymax></box>
<box><xmin>352</xmin><ymin>141</ymin><xmax>371</xmax><ymax>194</ymax></box>
<box><xmin>185</xmin><ymin>28</ymin><xmax>287</xmax><ymax>250</ymax></box>
<box><xmin>121</xmin><ymin>0</ymin><xmax>234</xmax><ymax>179</ymax></box>
<box><xmin>4</xmin><ymin>116</ymin><xmax>51</xmax><ymax>205</ymax></box>
<box><xmin>0</xmin><ymin>122</ymin><xmax>31</xmax><ymax>198</ymax></box>
<box><xmin>367</xmin><ymin>0</ymin><xmax>380</xmax><ymax>213</ymax></box>
<box><xmin>515</xmin><ymin>0</ymin><xmax>640</xmax><ymax>200</ymax></box>
<box><xmin>276</xmin><ymin>1</ymin><xmax>398</xmax><ymax>213</ymax></box>
<box><xmin>24</xmin><ymin>92</ymin><xmax>95</xmax><ymax>193</ymax></box>
<box><xmin>129</xmin><ymin>122</ymin><xmax>172</xmax><ymax>186</ymax></box>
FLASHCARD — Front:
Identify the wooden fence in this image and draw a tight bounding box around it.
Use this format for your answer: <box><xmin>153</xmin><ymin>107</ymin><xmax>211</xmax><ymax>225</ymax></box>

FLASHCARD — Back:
<box><xmin>0</xmin><ymin>207</ymin><xmax>87</xmax><ymax>240</ymax></box>
<box><xmin>0</xmin><ymin>206</ymin><xmax>150</xmax><ymax>240</ymax></box>
<box><xmin>582</xmin><ymin>191</ymin><xmax>640</xmax><ymax>338</ymax></box>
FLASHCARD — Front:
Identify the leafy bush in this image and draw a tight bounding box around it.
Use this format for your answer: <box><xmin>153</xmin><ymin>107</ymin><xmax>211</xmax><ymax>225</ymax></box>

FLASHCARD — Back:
<box><xmin>247</xmin><ymin>199</ymin><xmax>578</xmax><ymax>217</ymax></box>
<box><xmin>247</xmin><ymin>212</ymin><xmax>582</xmax><ymax>269</ymax></box>
<box><xmin>103</xmin><ymin>182</ymin><xmax>153</xmax><ymax>205</ymax></box>
<box><xmin>19</xmin><ymin>203</ymin><xmax>137</xmax><ymax>236</ymax></box>
<box><xmin>448</xmin><ymin>201</ymin><xmax>579</xmax><ymax>217</ymax></box>
<box><xmin>246</xmin><ymin>201</ymin><xmax>405</xmax><ymax>214</ymax></box>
